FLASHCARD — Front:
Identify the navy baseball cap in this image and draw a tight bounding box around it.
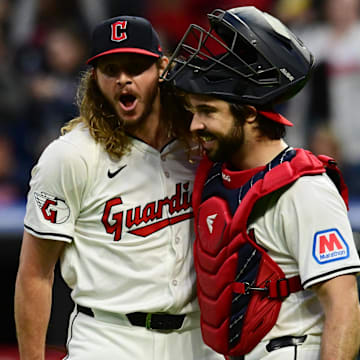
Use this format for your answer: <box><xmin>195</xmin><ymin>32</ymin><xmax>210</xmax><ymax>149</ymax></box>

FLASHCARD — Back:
<box><xmin>86</xmin><ymin>16</ymin><xmax>163</xmax><ymax>65</ymax></box>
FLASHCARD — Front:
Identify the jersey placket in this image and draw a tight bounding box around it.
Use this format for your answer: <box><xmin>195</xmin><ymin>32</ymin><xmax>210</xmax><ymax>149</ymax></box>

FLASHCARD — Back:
<box><xmin>160</xmin><ymin>149</ymin><xmax>185</xmax><ymax>309</ymax></box>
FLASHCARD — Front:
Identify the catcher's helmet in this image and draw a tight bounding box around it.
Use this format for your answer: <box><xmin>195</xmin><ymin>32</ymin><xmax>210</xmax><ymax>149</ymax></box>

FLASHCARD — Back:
<box><xmin>162</xmin><ymin>6</ymin><xmax>314</xmax><ymax>106</ymax></box>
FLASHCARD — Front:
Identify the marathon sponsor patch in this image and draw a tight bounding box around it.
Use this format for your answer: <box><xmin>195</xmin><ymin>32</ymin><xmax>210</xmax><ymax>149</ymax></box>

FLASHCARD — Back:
<box><xmin>312</xmin><ymin>228</ymin><xmax>349</xmax><ymax>264</ymax></box>
<box><xmin>34</xmin><ymin>192</ymin><xmax>70</xmax><ymax>224</ymax></box>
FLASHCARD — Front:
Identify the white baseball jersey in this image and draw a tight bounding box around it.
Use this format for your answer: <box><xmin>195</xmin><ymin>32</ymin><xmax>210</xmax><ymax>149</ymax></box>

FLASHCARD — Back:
<box><xmin>245</xmin><ymin>171</ymin><xmax>360</xmax><ymax>349</ymax></box>
<box><xmin>24</xmin><ymin>124</ymin><xmax>200</xmax><ymax>315</ymax></box>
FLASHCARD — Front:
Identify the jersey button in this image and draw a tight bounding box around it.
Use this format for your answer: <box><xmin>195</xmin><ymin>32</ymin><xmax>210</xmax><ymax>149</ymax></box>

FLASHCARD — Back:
<box><xmin>172</xmin><ymin>279</ymin><xmax>178</xmax><ymax>286</ymax></box>
<box><xmin>175</xmin><ymin>236</ymin><xmax>180</xmax><ymax>244</ymax></box>
<box><xmin>164</xmin><ymin>171</ymin><xmax>170</xmax><ymax>178</ymax></box>
<box><xmin>161</xmin><ymin>155</ymin><xmax>166</xmax><ymax>161</ymax></box>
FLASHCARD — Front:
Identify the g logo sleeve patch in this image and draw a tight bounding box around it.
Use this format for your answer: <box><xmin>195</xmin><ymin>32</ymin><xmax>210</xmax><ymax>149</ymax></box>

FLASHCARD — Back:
<box><xmin>34</xmin><ymin>192</ymin><xmax>71</xmax><ymax>224</ymax></box>
<box><xmin>312</xmin><ymin>228</ymin><xmax>349</xmax><ymax>264</ymax></box>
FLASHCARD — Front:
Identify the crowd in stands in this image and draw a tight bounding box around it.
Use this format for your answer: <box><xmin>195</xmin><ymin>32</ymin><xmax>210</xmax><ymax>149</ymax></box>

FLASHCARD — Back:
<box><xmin>1</xmin><ymin>0</ymin><xmax>360</xmax><ymax>207</ymax></box>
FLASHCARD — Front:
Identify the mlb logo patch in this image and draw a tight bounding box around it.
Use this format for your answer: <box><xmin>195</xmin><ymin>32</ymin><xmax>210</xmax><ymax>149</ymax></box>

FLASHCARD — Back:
<box><xmin>312</xmin><ymin>228</ymin><xmax>349</xmax><ymax>264</ymax></box>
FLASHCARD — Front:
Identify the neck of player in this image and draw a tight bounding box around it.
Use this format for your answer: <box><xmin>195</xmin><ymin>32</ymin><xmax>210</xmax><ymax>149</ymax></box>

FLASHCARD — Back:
<box><xmin>128</xmin><ymin>91</ymin><xmax>174</xmax><ymax>151</ymax></box>
<box><xmin>231</xmin><ymin>134</ymin><xmax>288</xmax><ymax>171</ymax></box>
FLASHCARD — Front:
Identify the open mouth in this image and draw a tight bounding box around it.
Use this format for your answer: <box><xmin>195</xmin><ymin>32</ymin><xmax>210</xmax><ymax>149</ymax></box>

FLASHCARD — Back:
<box><xmin>199</xmin><ymin>134</ymin><xmax>216</xmax><ymax>142</ymax></box>
<box><xmin>195</xmin><ymin>131</ymin><xmax>217</xmax><ymax>153</ymax></box>
<box><xmin>197</xmin><ymin>131</ymin><xmax>216</xmax><ymax>143</ymax></box>
<box><xmin>119</xmin><ymin>94</ymin><xmax>138</xmax><ymax>111</ymax></box>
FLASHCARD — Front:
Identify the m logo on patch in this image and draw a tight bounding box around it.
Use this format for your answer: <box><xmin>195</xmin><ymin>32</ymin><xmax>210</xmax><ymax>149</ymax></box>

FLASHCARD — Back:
<box><xmin>313</xmin><ymin>228</ymin><xmax>349</xmax><ymax>264</ymax></box>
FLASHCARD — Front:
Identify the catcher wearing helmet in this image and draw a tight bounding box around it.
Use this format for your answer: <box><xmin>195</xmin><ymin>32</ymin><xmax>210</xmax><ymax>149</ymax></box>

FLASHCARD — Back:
<box><xmin>163</xmin><ymin>6</ymin><xmax>360</xmax><ymax>360</ymax></box>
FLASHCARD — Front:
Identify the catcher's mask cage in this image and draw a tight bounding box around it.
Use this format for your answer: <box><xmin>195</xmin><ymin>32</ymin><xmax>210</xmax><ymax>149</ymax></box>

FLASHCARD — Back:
<box><xmin>162</xmin><ymin>6</ymin><xmax>314</xmax><ymax>107</ymax></box>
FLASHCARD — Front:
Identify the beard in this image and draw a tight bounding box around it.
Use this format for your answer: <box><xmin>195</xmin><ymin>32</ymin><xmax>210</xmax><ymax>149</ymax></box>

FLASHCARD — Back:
<box><xmin>201</xmin><ymin>124</ymin><xmax>244</xmax><ymax>163</ymax></box>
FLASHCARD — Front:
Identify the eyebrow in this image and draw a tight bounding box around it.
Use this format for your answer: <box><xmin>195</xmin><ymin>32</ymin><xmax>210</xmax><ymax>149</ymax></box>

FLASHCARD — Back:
<box><xmin>194</xmin><ymin>104</ymin><xmax>217</xmax><ymax>112</ymax></box>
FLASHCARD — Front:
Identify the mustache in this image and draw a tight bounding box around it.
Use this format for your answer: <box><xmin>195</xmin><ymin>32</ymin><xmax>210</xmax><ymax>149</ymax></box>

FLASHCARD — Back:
<box><xmin>195</xmin><ymin>130</ymin><xmax>215</xmax><ymax>138</ymax></box>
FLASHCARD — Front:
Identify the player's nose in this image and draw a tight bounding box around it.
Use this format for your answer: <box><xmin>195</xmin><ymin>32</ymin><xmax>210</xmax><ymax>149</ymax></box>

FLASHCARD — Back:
<box><xmin>116</xmin><ymin>71</ymin><xmax>132</xmax><ymax>86</ymax></box>
<box><xmin>190</xmin><ymin>113</ymin><xmax>205</xmax><ymax>133</ymax></box>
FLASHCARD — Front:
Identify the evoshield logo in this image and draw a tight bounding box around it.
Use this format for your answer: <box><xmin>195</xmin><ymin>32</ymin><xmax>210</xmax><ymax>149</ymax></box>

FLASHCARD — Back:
<box><xmin>312</xmin><ymin>228</ymin><xmax>349</xmax><ymax>264</ymax></box>
<box><xmin>206</xmin><ymin>214</ymin><xmax>218</xmax><ymax>234</ymax></box>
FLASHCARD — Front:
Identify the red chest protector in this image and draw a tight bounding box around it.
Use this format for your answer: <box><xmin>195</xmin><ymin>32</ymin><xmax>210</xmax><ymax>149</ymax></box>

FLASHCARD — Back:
<box><xmin>192</xmin><ymin>148</ymin><xmax>348</xmax><ymax>356</ymax></box>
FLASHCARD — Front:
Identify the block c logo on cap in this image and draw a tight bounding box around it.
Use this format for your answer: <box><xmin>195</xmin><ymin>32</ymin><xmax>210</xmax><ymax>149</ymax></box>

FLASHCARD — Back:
<box><xmin>312</xmin><ymin>228</ymin><xmax>349</xmax><ymax>264</ymax></box>
<box><xmin>111</xmin><ymin>21</ymin><xmax>127</xmax><ymax>42</ymax></box>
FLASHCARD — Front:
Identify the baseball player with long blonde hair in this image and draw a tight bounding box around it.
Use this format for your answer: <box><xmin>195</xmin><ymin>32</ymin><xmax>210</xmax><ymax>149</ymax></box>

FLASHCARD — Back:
<box><xmin>14</xmin><ymin>15</ymin><xmax>223</xmax><ymax>360</ymax></box>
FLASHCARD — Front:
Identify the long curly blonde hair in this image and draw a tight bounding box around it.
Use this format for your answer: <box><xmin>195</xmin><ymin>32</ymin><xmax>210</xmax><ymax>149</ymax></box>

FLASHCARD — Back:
<box><xmin>62</xmin><ymin>63</ymin><xmax>192</xmax><ymax>159</ymax></box>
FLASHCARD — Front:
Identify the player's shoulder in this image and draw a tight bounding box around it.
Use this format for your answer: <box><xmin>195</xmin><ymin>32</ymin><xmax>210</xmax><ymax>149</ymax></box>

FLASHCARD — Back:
<box><xmin>278</xmin><ymin>172</ymin><xmax>344</xmax><ymax>210</ymax></box>
<box><xmin>58</xmin><ymin>123</ymin><xmax>96</xmax><ymax>152</ymax></box>
<box><xmin>289</xmin><ymin>173</ymin><xmax>338</xmax><ymax>196</ymax></box>
<box><xmin>43</xmin><ymin>123</ymin><xmax>98</xmax><ymax>160</ymax></box>
<box><xmin>33</xmin><ymin>123</ymin><xmax>103</xmax><ymax>177</ymax></box>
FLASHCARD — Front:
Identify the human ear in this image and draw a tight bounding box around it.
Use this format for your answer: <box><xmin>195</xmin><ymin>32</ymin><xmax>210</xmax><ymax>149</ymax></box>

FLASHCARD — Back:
<box><xmin>245</xmin><ymin>105</ymin><xmax>257</xmax><ymax>123</ymax></box>
<box><xmin>158</xmin><ymin>56</ymin><xmax>169</xmax><ymax>82</ymax></box>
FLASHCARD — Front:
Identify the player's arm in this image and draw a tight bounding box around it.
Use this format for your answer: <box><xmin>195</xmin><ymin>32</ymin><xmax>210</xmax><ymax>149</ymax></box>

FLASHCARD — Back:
<box><xmin>313</xmin><ymin>274</ymin><xmax>360</xmax><ymax>360</ymax></box>
<box><xmin>15</xmin><ymin>230</ymin><xmax>66</xmax><ymax>360</ymax></box>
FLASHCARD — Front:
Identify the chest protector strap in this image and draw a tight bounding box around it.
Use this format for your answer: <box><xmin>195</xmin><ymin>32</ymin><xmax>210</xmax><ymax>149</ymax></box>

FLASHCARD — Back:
<box><xmin>192</xmin><ymin>148</ymin><xmax>348</xmax><ymax>356</ymax></box>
